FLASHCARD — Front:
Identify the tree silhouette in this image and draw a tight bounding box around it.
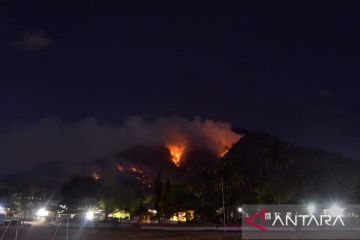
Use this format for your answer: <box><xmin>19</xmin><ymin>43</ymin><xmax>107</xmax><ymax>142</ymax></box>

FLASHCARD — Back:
<box><xmin>253</xmin><ymin>137</ymin><xmax>295</xmax><ymax>203</ymax></box>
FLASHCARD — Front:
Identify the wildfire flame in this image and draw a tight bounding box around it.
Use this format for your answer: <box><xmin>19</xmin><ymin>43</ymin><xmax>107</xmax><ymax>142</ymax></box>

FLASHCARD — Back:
<box><xmin>129</xmin><ymin>166</ymin><xmax>151</xmax><ymax>188</ymax></box>
<box><xmin>167</xmin><ymin>144</ymin><xmax>186</xmax><ymax>167</ymax></box>
<box><xmin>217</xmin><ymin>137</ymin><xmax>239</xmax><ymax>158</ymax></box>
<box><xmin>130</xmin><ymin>166</ymin><xmax>144</xmax><ymax>174</ymax></box>
<box><xmin>115</xmin><ymin>164</ymin><xmax>151</xmax><ymax>188</ymax></box>
<box><xmin>117</xmin><ymin>164</ymin><xmax>124</xmax><ymax>172</ymax></box>
<box><xmin>91</xmin><ymin>172</ymin><xmax>100</xmax><ymax>181</ymax></box>
<box><xmin>219</xmin><ymin>148</ymin><xmax>230</xmax><ymax>158</ymax></box>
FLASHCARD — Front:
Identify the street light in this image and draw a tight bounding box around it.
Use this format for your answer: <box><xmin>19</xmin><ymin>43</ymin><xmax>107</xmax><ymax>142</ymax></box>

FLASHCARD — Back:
<box><xmin>328</xmin><ymin>204</ymin><xmax>344</xmax><ymax>217</ymax></box>
<box><xmin>85</xmin><ymin>211</ymin><xmax>94</xmax><ymax>221</ymax></box>
<box><xmin>307</xmin><ymin>204</ymin><xmax>316</xmax><ymax>215</ymax></box>
<box><xmin>237</xmin><ymin>207</ymin><xmax>243</xmax><ymax>213</ymax></box>
<box><xmin>0</xmin><ymin>205</ymin><xmax>4</xmax><ymax>214</ymax></box>
<box><xmin>36</xmin><ymin>208</ymin><xmax>49</xmax><ymax>217</ymax></box>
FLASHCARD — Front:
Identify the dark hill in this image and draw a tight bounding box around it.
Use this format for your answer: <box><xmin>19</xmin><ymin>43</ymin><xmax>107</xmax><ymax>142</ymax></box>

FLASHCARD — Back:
<box><xmin>1</xmin><ymin>129</ymin><xmax>359</xmax><ymax>199</ymax></box>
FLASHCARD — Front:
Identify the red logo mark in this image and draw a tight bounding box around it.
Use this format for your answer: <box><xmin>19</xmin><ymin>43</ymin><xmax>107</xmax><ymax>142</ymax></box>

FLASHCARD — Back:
<box><xmin>244</xmin><ymin>209</ymin><xmax>269</xmax><ymax>232</ymax></box>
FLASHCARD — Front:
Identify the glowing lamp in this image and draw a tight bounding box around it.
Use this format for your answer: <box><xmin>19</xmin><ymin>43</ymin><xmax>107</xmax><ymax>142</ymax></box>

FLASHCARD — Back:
<box><xmin>307</xmin><ymin>204</ymin><xmax>316</xmax><ymax>215</ymax></box>
<box><xmin>328</xmin><ymin>204</ymin><xmax>344</xmax><ymax>217</ymax></box>
<box><xmin>36</xmin><ymin>208</ymin><xmax>49</xmax><ymax>217</ymax></box>
<box><xmin>86</xmin><ymin>211</ymin><xmax>94</xmax><ymax>221</ymax></box>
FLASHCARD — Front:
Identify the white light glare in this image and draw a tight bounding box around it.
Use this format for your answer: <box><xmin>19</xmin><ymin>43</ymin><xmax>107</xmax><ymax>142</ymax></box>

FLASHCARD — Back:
<box><xmin>237</xmin><ymin>207</ymin><xmax>243</xmax><ymax>213</ymax></box>
<box><xmin>307</xmin><ymin>204</ymin><xmax>316</xmax><ymax>215</ymax></box>
<box><xmin>328</xmin><ymin>204</ymin><xmax>344</xmax><ymax>217</ymax></box>
<box><xmin>148</xmin><ymin>209</ymin><xmax>157</xmax><ymax>214</ymax></box>
<box><xmin>36</xmin><ymin>208</ymin><xmax>49</xmax><ymax>217</ymax></box>
<box><xmin>86</xmin><ymin>211</ymin><xmax>94</xmax><ymax>221</ymax></box>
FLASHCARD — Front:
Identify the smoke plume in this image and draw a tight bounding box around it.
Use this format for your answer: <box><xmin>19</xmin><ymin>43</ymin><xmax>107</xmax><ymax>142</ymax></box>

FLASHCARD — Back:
<box><xmin>0</xmin><ymin>116</ymin><xmax>241</xmax><ymax>173</ymax></box>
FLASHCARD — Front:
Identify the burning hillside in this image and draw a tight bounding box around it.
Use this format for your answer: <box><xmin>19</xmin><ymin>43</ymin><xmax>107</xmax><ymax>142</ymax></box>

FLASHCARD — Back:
<box><xmin>90</xmin><ymin>164</ymin><xmax>152</xmax><ymax>189</ymax></box>
<box><xmin>167</xmin><ymin>144</ymin><xmax>186</xmax><ymax>166</ymax></box>
<box><xmin>159</xmin><ymin>118</ymin><xmax>242</xmax><ymax>166</ymax></box>
<box><xmin>0</xmin><ymin>116</ymin><xmax>241</xmax><ymax>174</ymax></box>
<box><xmin>71</xmin><ymin>117</ymin><xmax>244</xmax><ymax>184</ymax></box>
<box><xmin>110</xmin><ymin>117</ymin><xmax>242</xmax><ymax>167</ymax></box>
<box><xmin>165</xmin><ymin>139</ymin><xmax>237</xmax><ymax>167</ymax></box>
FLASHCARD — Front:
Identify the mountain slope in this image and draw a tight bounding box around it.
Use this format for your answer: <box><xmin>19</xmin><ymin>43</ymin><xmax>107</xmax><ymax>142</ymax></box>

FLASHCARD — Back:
<box><xmin>1</xmin><ymin>129</ymin><xmax>359</xmax><ymax>198</ymax></box>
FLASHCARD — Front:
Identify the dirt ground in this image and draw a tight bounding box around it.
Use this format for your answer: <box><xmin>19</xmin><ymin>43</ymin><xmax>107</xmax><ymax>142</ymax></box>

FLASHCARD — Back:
<box><xmin>0</xmin><ymin>223</ymin><xmax>242</xmax><ymax>240</ymax></box>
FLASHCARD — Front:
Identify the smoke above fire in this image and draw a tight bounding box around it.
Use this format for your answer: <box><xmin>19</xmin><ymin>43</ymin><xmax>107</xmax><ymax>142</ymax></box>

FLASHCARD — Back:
<box><xmin>114</xmin><ymin>116</ymin><xmax>242</xmax><ymax>167</ymax></box>
<box><xmin>121</xmin><ymin>117</ymin><xmax>242</xmax><ymax>165</ymax></box>
<box><xmin>0</xmin><ymin>116</ymin><xmax>242</xmax><ymax>173</ymax></box>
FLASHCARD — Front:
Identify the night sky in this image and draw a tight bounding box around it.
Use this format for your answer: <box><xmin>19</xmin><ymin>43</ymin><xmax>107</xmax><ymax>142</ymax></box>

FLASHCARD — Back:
<box><xmin>1</xmin><ymin>1</ymin><xmax>360</xmax><ymax>173</ymax></box>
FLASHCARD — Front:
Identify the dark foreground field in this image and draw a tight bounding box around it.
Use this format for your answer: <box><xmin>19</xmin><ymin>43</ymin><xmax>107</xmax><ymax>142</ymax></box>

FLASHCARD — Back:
<box><xmin>0</xmin><ymin>222</ymin><xmax>242</xmax><ymax>240</ymax></box>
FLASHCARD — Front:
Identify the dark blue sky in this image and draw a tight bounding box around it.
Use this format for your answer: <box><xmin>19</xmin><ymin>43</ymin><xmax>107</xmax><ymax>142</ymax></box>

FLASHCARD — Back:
<box><xmin>0</xmin><ymin>1</ymin><xmax>360</xmax><ymax>169</ymax></box>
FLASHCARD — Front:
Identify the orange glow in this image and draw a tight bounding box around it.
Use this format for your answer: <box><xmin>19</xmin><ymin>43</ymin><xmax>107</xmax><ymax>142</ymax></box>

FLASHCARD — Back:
<box><xmin>167</xmin><ymin>144</ymin><xmax>186</xmax><ymax>167</ymax></box>
<box><xmin>219</xmin><ymin>148</ymin><xmax>230</xmax><ymax>158</ymax></box>
<box><xmin>130</xmin><ymin>166</ymin><xmax>144</xmax><ymax>174</ymax></box>
<box><xmin>129</xmin><ymin>166</ymin><xmax>151</xmax><ymax>188</ymax></box>
<box><xmin>217</xmin><ymin>138</ymin><xmax>239</xmax><ymax>158</ymax></box>
<box><xmin>92</xmin><ymin>172</ymin><xmax>100</xmax><ymax>181</ymax></box>
<box><xmin>117</xmin><ymin>164</ymin><xmax>124</xmax><ymax>172</ymax></box>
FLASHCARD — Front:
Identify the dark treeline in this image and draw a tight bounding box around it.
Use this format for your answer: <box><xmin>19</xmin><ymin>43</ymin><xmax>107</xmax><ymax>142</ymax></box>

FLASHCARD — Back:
<box><xmin>1</xmin><ymin>137</ymin><xmax>359</xmax><ymax>223</ymax></box>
